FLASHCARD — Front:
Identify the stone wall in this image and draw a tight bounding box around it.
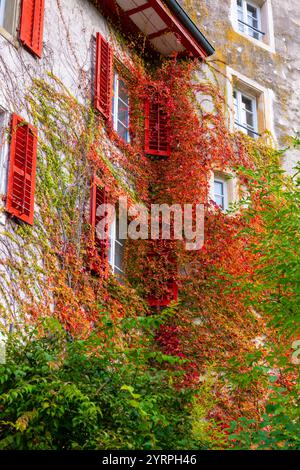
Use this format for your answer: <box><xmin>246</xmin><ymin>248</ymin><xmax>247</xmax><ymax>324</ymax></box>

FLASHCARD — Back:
<box><xmin>182</xmin><ymin>0</ymin><xmax>300</xmax><ymax>173</ymax></box>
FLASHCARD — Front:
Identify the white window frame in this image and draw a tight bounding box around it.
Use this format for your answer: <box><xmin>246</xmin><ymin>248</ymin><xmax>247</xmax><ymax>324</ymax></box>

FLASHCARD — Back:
<box><xmin>108</xmin><ymin>214</ymin><xmax>125</xmax><ymax>278</ymax></box>
<box><xmin>0</xmin><ymin>106</ymin><xmax>8</xmax><ymax>225</ymax></box>
<box><xmin>112</xmin><ymin>71</ymin><xmax>130</xmax><ymax>144</ymax></box>
<box><xmin>236</xmin><ymin>0</ymin><xmax>263</xmax><ymax>41</ymax></box>
<box><xmin>233</xmin><ymin>88</ymin><xmax>259</xmax><ymax>138</ymax></box>
<box><xmin>230</xmin><ymin>0</ymin><xmax>275</xmax><ymax>52</ymax></box>
<box><xmin>213</xmin><ymin>177</ymin><xmax>228</xmax><ymax>211</ymax></box>
<box><xmin>0</xmin><ymin>0</ymin><xmax>6</xmax><ymax>27</ymax></box>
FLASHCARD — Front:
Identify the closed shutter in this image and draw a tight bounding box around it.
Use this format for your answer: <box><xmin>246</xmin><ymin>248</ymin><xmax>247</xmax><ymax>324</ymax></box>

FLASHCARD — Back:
<box><xmin>145</xmin><ymin>97</ymin><xmax>170</xmax><ymax>157</ymax></box>
<box><xmin>94</xmin><ymin>33</ymin><xmax>113</xmax><ymax>119</ymax></box>
<box><xmin>90</xmin><ymin>176</ymin><xmax>109</xmax><ymax>263</ymax></box>
<box><xmin>19</xmin><ymin>0</ymin><xmax>45</xmax><ymax>58</ymax></box>
<box><xmin>6</xmin><ymin>114</ymin><xmax>38</xmax><ymax>225</ymax></box>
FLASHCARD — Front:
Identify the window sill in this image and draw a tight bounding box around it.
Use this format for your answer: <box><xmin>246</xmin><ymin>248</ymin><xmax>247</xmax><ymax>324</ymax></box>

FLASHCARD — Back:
<box><xmin>231</xmin><ymin>25</ymin><xmax>275</xmax><ymax>53</ymax></box>
<box><xmin>0</xmin><ymin>208</ymin><xmax>6</xmax><ymax>226</ymax></box>
<box><xmin>0</xmin><ymin>26</ymin><xmax>19</xmax><ymax>48</ymax></box>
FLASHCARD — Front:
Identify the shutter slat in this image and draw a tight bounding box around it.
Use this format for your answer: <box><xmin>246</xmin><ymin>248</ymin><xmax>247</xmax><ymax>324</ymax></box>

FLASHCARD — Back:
<box><xmin>90</xmin><ymin>176</ymin><xmax>109</xmax><ymax>265</ymax></box>
<box><xmin>19</xmin><ymin>0</ymin><xmax>45</xmax><ymax>58</ymax></box>
<box><xmin>145</xmin><ymin>97</ymin><xmax>171</xmax><ymax>157</ymax></box>
<box><xmin>6</xmin><ymin>114</ymin><xmax>38</xmax><ymax>225</ymax></box>
<box><xmin>94</xmin><ymin>33</ymin><xmax>113</xmax><ymax>119</ymax></box>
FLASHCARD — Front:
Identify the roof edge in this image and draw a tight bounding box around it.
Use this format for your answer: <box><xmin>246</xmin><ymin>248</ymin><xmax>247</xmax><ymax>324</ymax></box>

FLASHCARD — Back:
<box><xmin>163</xmin><ymin>0</ymin><xmax>215</xmax><ymax>57</ymax></box>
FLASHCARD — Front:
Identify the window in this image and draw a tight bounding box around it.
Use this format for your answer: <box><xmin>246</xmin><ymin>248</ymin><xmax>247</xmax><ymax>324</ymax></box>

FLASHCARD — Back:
<box><xmin>236</xmin><ymin>0</ymin><xmax>264</xmax><ymax>40</ymax></box>
<box><xmin>233</xmin><ymin>89</ymin><xmax>258</xmax><ymax>138</ymax></box>
<box><xmin>0</xmin><ymin>109</ymin><xmax>8</xmax><ymax>223</ymax></box>
<box><xmin>211</xmin><ymin>171</ymin><xmax>239</xmax><ymax>212</ymax></box>
<box><xmin>0</xmin><ymin>0</ymin><xmax>6</xmax><ymax>27</ymax></box>
<box><xmin>109</xmin><ymin>214</ymin><xmax>125</xmax><ymax>279</ymax></box>
<box><xmin>231</xmin><ymin>0</ymin><xmax>275</xmax><ymax>51</ymax></box>
<box><xmin>214</xmin><ymin>178</ymin><xmax>228</xmax><ymax>211</ymax></box>
<box><xmin>112</xmin><ymin>72</ymin><xmax>130</xmax><ymax>143</ymax></box>
<box><xmin>0</xmin><ymin>0</ymin><xmax>18</xmax><ymax>36</ymax></box>
<box><xmin>227</xmin><ymin>67</ymin><xmax>275</xmax><ymax>141</ymax></box>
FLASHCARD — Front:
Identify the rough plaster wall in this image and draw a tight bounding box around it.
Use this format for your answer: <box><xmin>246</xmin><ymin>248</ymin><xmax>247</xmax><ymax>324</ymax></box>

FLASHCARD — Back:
<box><xmin>0</xmin><ymin>0</ymin><xmax>131</xmax><ymax>334</ymax></box>
<box><xmin>182</xmin><ymin>0</ymin><xmax>300</xmax><ymax>173</ymax></box>
<box><xmin>0</xmin><ymin>0</ymin><xmax>125</xmax><ymax>115</ymax></box>
<box><xmin>0</xmin><ymin>0</ymin><xmax>133</xmax><ymax>217</ymax></box>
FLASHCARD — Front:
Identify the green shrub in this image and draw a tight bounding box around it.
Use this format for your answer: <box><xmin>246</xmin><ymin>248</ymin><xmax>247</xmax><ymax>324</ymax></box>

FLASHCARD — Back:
<box><xmin>0</xmin><ymin>318</ymin><xmax>198</xmax><ymax>450</ymax></box>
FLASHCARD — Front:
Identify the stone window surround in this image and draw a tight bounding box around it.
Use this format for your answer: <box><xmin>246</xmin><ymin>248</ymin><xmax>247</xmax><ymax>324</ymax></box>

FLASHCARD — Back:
<box><xmin>226</xmin><ymin>66</ymin><xmax>276</xmax><ymax>142</ymax></box>
<box><xmin>230</xmin><ymin>0</ymin><xmax>276</xmax><ymax>53</ymax></box>
<box><xmin>209</xmin><ymin>169</ymin><xmax>239</xmax><ymax>212</ymax></box>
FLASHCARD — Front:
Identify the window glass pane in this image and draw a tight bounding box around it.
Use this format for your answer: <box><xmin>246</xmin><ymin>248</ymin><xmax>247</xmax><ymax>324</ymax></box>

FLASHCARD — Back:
<box><xmin>0</xmin><ymin>0</ymin><xmax>6</xmax><ymax>26</ymax></box>
<box><xmin>114</xmin><ymin>241</ymin><xmax>124</xmax><ymax>273</ymax></box>
<box><xmin>118</xmin><ymin>100</ymin><xmax>129</xmax><ymax>127</ymax></box>
<box><xmin>118</xmin><ymin>79</ymin><xmax>129</xmax><ymax>105</ymax></box>
<box><xmin>112</xmin><ymin>72</ymin><xmax>118</xmax><ymax>120</ymax></box>
<box><xmin>237</xmin><ymin>0</ymin><xmax>244</xmax><ymax>32</ymax></box>
<box><xmin>214</xmin><ymin>181</ymin><xmax>224</xmax><ymax>196</ymax></box>
<box><xmin>247</xmin><ymin>4</ymin><xmax>257</xmax><ymax>18</ymax></box>
<box><xmin>115</xmin><ymin>217</ymin><xmax>124</xmax><ymax>243</ymax></box>
<box><xmin>112</xmin><ymin>73</ymin><xmax>130</xmax><ymax>142</ymax></box>
<box><xmin>247</xmin><ymin>129</ymin><xmax>256</xmax><ymax>138</ymax></box>
<box><xmin>215</xmin><ymin>195</ymin><xmax>224</xmax><ymax>209</ymax></box>
<box><xmin>245</xmin><ymin>111</ymin><xmax>254</xmax><ymax>128</ymax></box>
<box><xmin>242</xmin><ymin>95</ymin><xmax>253</xmax><ymax>112</ymax></box>
<box><xmin>117</xmin><ymin>121</ymin><xmax>129</xmax><ymax>142</ymax></box>
<box><xmin>114</xmin><ymin>217</ymin><xmax>125</xmax><ymax>275</ymax></box>
<box><xmin>233</xmin><ymin>90</ymin><xmax>239</xmax><ymax>122</ymax></box>
<box><xmin>247</xmin><ymin>3</ymin><xmax>260</xmax><ymax>39</ymax></box>
<box><xmin>112</xmin><ymin>94</ymin><xmax>115</xmax><ymax>120</ymax></box>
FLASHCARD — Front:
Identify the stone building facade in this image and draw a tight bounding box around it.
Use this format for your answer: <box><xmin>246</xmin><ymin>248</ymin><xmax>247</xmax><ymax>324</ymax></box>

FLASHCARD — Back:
<box><xmin>0</xmin><ymin>0</ymin><xmax>214</xmax><ymax>346</ymax></box>
<box><xmin>0</xmin><ymin>0</ymin><xmax>298</xmax><ymax>356</ymax></box>
<box><xmin>182</xmin><ymin>0</ymin><xmax>300</xmax><ymax>173</ymax></box>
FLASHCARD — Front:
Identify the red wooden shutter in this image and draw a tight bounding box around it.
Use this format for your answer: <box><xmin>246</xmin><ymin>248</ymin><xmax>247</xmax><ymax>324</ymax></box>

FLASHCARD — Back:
<box><xmin>94</xmin><ymin>33</ymin><xmax>113</xmax><ymax>120</ymax></box>
<box><xmin>145</xmin><ymin>97</ymin><xmax>170</xmax><ymax>157</ymax></box>
<box><xmin>90</xmin><ymin>176</ymin><xmax>109</xmax><ymax>263</ymax></box>
<box><xmin>148</xmin><ymin>281</ymin><xmax>178</xmax><ymax>308</ymax></box>
<box><xmin>19</xmin><ymin>0</ymin><xmax>45</xmax><ymax>58</ymax></box>
<box><xmin>6</xmin><ymin>114</ymin><xmax>38</xmax><ymax>225</ymax></box>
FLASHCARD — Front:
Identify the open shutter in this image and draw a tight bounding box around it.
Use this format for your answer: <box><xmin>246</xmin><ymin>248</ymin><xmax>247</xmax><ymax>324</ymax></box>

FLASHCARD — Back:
<box><xmin>145</xmin><ymin>97</ymin><xmax>170</xmax><ymax>157</ymax></box>
<box><xmin>6</xmin><ymin>114</ymin><xmax>37</xmax><ymax>225</ymax></box>
<box><xmin>90</xmin><ymin>176</ymin><xmax>109</xmax><ymax>264</ymax></box>
<box><xmin>94</xmin><ymin>33</ymin><xmax>113</xmax><ymax>120</ymax></box>
<box><xmin>19</xmin><ymin>0</ymin><xmax>45</xmax><ymax>58</ymax></box>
